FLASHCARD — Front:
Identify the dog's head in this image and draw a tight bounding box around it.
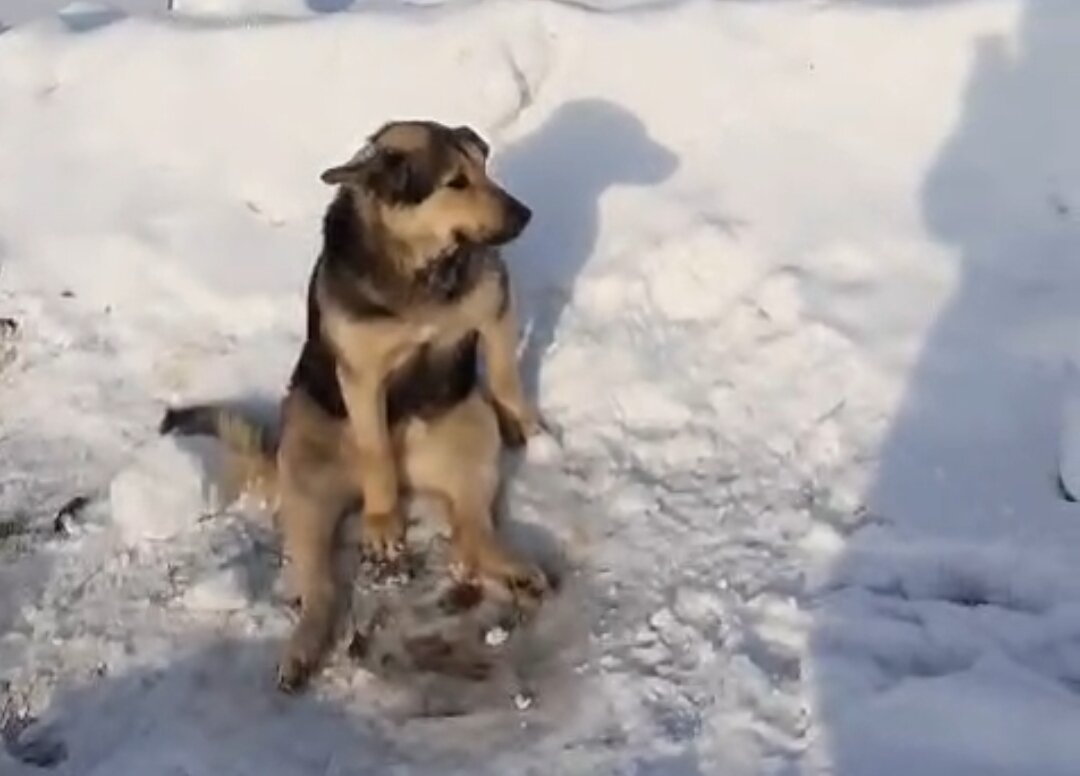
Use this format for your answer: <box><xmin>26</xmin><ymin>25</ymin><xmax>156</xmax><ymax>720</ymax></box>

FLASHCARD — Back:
<box><xmin>321</xmin><ymin>121</ymin><xmax>531</xmax><ymax>270</ymax></box>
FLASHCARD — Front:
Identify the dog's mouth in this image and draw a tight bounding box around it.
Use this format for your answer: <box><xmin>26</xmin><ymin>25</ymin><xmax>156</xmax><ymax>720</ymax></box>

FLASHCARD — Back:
<box><xmin>450</xmin><ymin>229</ymin><xmax>511</xmax><ymax>250</ymax></box>
<box><xmin>482</xmin><ymin>224</ymin><xmax>525</xmax><ymax>247</ymax></box>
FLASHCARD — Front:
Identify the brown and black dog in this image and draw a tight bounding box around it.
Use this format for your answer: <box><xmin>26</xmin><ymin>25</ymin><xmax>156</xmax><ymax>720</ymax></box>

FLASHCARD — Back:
<box><xmin>161</xmin><ymin>120</ymin><xmax>547</xmax><ymax>691</ymax></box>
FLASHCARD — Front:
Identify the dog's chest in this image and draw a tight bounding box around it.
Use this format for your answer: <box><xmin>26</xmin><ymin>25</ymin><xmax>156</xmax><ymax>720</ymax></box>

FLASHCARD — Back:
<box><xmin>387</xmin><ymin>282</ymin><xmax>497</xmax><ymax>370</ymax></box>
<box><xmin>383</xmin><ymin>324</ymin><xmax>480</xmax><ymax>425</ymax></box>
<box><xmin>380</xmin><ymin>313</ymin><xmax>463</xmax><ymax>372</ymax></box>
<box><xmin>322</xmin><ymin>254</ymin><xmax>501</xmax><ymax>378</ymax></box>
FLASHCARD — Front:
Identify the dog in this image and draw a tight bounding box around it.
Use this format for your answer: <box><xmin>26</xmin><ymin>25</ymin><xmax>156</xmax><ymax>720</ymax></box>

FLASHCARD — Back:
<box><xmin>161</xmin><ymin>120</ymin><xmax>548</xmax><ymax>691</ymax></box>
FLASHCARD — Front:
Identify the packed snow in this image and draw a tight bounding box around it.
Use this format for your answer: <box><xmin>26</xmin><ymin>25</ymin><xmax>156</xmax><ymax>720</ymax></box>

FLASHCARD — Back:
<box><xmin>2</xmin><ymin>0</ymin><xmax>1080</xmax><ymax>774</ymax></box>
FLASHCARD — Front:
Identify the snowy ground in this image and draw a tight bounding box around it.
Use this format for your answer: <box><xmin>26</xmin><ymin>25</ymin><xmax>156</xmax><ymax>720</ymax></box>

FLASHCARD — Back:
<box><xmin>2</xmin><ymin>0</ymin><xmax>1080</xmax><ymax>773</ymax></box>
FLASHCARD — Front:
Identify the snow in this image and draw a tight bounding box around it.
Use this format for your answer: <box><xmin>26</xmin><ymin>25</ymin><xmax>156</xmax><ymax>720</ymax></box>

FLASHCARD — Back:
<box><xmin>2</xmin><ymin>0</ymin><xmax>1080</xmax><ymax>774</ymax></box>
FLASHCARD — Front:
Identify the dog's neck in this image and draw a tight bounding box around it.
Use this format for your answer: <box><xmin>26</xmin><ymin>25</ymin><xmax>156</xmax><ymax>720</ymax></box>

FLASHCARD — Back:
<box><xmin>413</xmin><ymin>243</ymin><xmax>480</xmax><ymax>303</ymax></box>
<box><xmin>367</xmin><ymin>235</ymin><xmax>479</xmax><ymax>308</ymax></box>
<box><xmin>320</xmin><ymin>189</ymin><xmax>480</xmax><ymax>314</ymax></box>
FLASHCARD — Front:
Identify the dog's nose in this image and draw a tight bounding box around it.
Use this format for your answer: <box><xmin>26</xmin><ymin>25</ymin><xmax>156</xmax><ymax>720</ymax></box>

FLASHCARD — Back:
<box><xmin>506</xmin><ymin>196</ymin><xmax>532</xmax><ymax>231</ymax></box>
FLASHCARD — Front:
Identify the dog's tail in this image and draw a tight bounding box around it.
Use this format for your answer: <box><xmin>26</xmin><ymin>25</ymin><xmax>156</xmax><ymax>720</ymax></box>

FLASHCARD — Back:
<box><xmin>159</xmin><ymin>403</ymin><xmax>279</xmax><ymax>507</ymax></box>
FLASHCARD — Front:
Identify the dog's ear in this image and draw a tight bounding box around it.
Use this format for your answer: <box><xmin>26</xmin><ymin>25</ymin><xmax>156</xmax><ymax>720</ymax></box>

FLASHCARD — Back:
<box><xmin>453</xmin><ymin>125</ymin><xmax>490</xmax><ymax>160</ymax></box>
<box><xmin>320</xmin><ymin>143</ymin><xmax>378</xmax><ymax>186</ymax></box>
<box><xmin>321</xmin><ymin>146</ymin><xmax>434</xmax><ymax>204</ymax></box>
<box><xmin>320</xmin><ymin>162</ymin><xmax>363</xmax><ymax>186</ymax></box>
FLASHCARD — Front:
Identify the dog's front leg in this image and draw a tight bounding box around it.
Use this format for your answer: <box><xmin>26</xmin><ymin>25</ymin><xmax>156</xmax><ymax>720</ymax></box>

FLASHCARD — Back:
<box><xmin>337</xmin><ymin>368</ymin><xmax>405</xmax><ymax>559</ymax></box>
<box><xmin>480</xmin><ymin>297</ymin><xmax>542</xmax><ymax>448</ymax></box>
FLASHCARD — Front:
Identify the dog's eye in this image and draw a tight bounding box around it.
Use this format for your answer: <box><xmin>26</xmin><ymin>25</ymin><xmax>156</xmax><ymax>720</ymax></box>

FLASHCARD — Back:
<box><xmin>446</xmin><ymin>174</ymin><xmax>469</xmax><ymax>190</ymax></box>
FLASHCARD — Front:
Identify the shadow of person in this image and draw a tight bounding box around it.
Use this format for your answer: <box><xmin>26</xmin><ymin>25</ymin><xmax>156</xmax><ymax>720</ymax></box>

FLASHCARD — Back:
<box><xmin>872</xmin><ymin>3</ymin><xmax>1080</xmax><ymax>542</ymax></box>
<box><xmin>815</xmin><ymin>3</ymin><xmax>1080</xmax><ymax>773</ymax></box>
<box><xmin>494</xmin><ymin>99</ymin><xmax>679</xmax><ymax>399</ymax></box>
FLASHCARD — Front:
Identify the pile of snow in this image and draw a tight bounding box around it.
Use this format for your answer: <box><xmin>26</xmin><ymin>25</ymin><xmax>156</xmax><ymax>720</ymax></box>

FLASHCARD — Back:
<box><xmin>109</xmin><ymin>438</ymin><xmax>219</xmax><ymax>543</ymax></box>
<box><xmin>2</xmin><ymin>0</ymin><xmax>1080</xmax><ymax>774</ymax></box>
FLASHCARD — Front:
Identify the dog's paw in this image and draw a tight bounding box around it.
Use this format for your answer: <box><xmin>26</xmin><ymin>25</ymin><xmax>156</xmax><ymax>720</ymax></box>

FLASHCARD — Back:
<box><xmin>505</xmin><ymin>564</ymin><xmax>550</xmax><ymax>614</ymax></box>
<box><xmin>276</xmin><ymin>653</ymin><xmax>314</xmax><ymax>694</ymax></box>
<box><xmin>496</xmin><ymin>413</ymin><xmax>532</xmax><ymax>449</ymax></box>
<box><xmin>277</xmin><ymin>611</ymin><xmax>334</xmax><ymax>694</ymax></box>
<box><xmin>495</xmin><ymin>403</ymin><xmax>547</xmax><ymax>449</ymax></box>
<box><xmin>360</xmin><ymin>510</ymin><xmax>406</xmax><ymax>562</ymax></box>
<box><xmin>467</xmin><ymin>556</ymin><xmax>549</xmax><ymax>616</ymax></box>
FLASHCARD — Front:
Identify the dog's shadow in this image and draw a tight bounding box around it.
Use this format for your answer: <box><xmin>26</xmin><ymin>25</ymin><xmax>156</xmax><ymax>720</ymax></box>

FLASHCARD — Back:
<box><xmin>495</xmin><ymin>99</ymin><xmax>679</xmax><ymax>399</ymax></box>
<box><xmin>491</xmin><ymin>99</ymin><xmax>676</xmax><ymax>588</ymax></box>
